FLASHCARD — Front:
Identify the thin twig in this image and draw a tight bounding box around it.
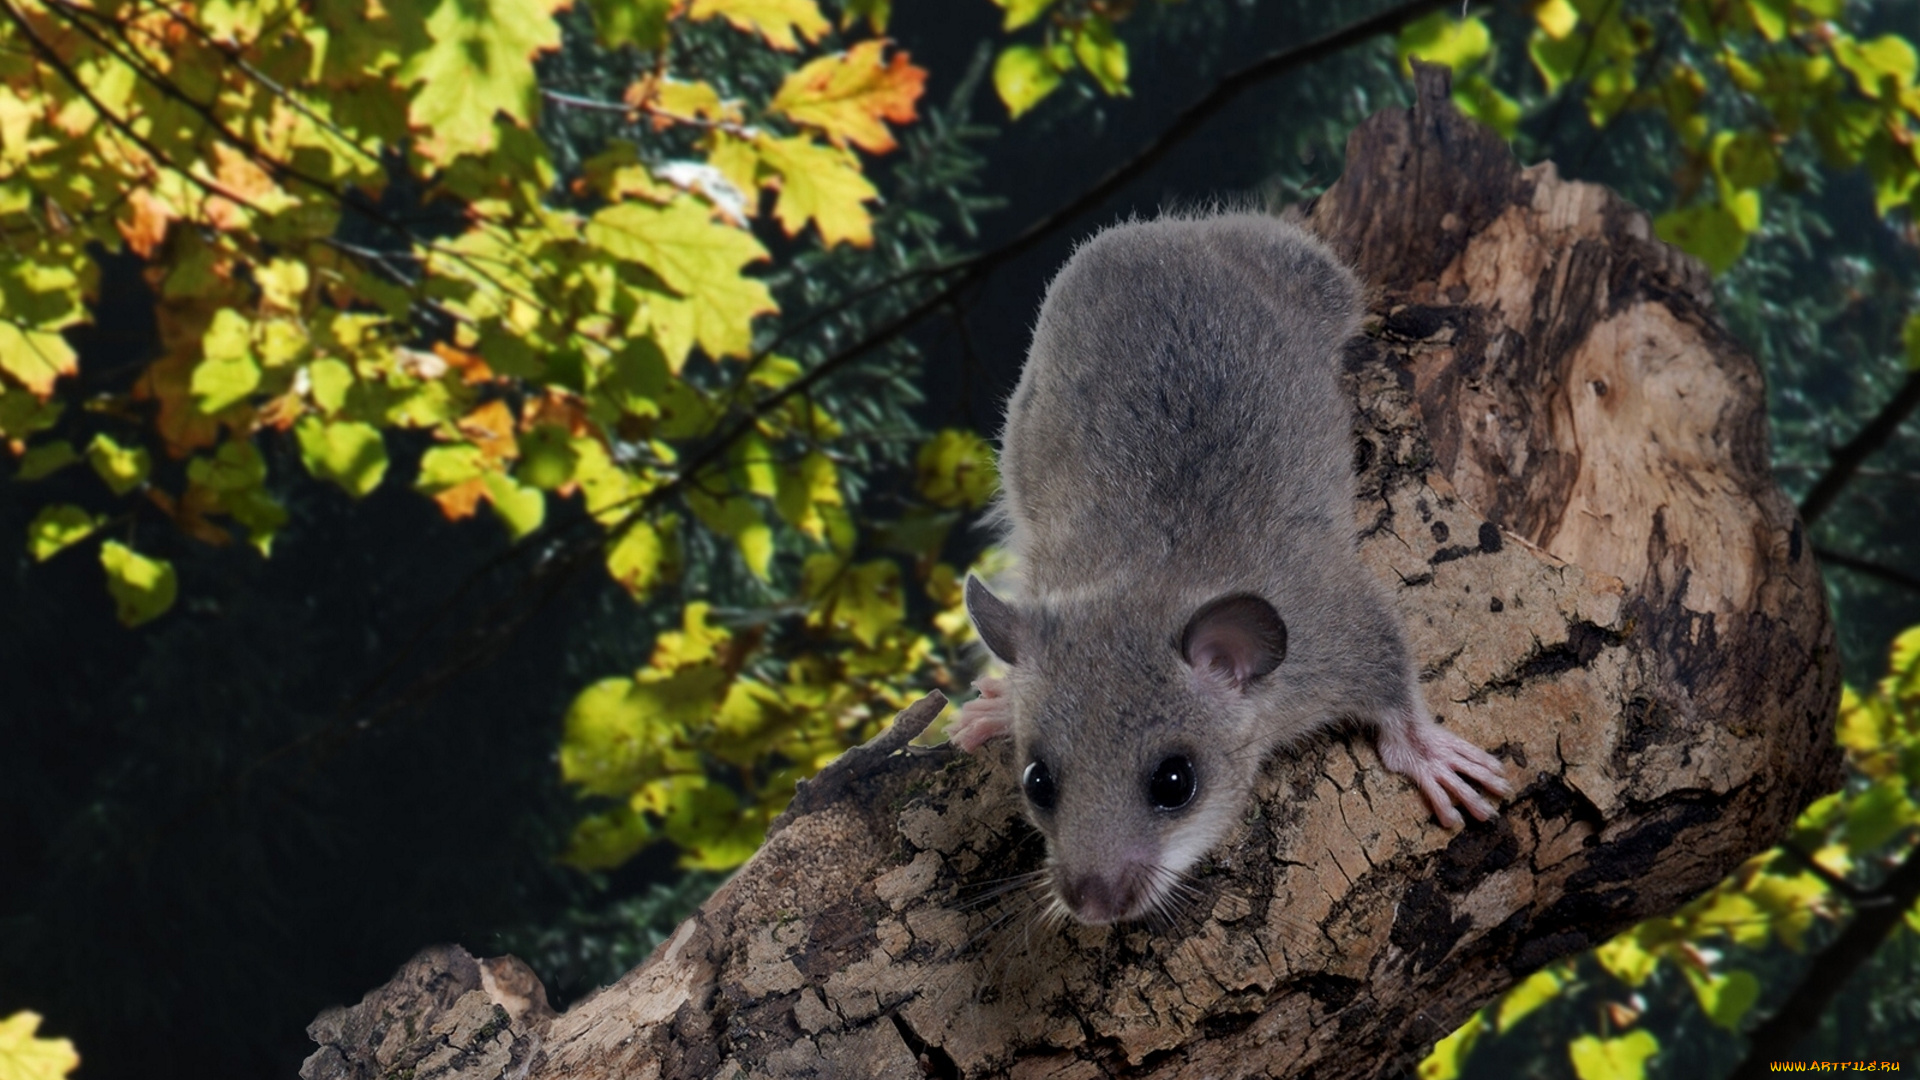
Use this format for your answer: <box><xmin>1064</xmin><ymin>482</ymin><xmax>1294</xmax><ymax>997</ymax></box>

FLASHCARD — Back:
<box><xmin>1814</xmin><ymin>546</ymin><xmax>1920</xmax><ymax>594</ymax></box>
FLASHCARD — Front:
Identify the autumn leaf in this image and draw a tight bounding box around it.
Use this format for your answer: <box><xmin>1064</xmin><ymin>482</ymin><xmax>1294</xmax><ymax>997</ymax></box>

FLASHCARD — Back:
<box><xmin>399</xmin><ymin>0</ymin><xmax>568</xmax><ymax>163</ymax></box>
<box><xmin>770</xmin><ymin>40</ymin><xmax>926</xmax><ymax>153</ymax></box>
<box><xmin>0</xmin><ymin>1011</ymin><xmax>79</xmax><ymax>1080</ymax></box>
<box><xmin>118</xmin><ymin>188</ymin><xmax>174</xmax><ymax>258</ymax></box>
<box><xmin>688</xmin><ymin>0</ymin><xmax>830</xmax><ymax>51</ymax></box>
<box><xmin>585</xmin><ymin>197</ymin><xmax>777</xmax><ymax>362</ymax></box>
<box><xmin>754</xmin><ymin>134</ymin><xmax>878</xmax><ymax>247</ymax></box>
<box><xmin>99</xmin><ymin>541</ymin><xmax>178</xmax><ymax>627</ymax></box>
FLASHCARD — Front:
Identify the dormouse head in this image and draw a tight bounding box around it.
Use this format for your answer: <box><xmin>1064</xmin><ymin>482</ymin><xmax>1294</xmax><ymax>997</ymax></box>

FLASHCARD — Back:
<box><xmin>964</xmin><ymin>575</ymin><xmax>1287</xmax><ymax>926</ymax></box>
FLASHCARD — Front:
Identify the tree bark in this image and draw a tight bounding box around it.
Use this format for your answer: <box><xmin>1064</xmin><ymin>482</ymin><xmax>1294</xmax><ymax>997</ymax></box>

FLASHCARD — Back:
<box><xmin>303</xmin><ymin>65</ymin><xmax>1841</xmax><ymax>1080</ymax></box>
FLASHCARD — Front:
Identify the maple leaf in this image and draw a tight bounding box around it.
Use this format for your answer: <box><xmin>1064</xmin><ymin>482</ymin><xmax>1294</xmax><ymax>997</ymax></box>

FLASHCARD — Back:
<box><xmin>119</xmin><ymin>188</ymin><xmax>174</xmax><ymax>258</ymax></box>
<box><xmin>770</xmin><ymin>40</ymin><xmax>926</xmax><ymax>153</ymax></box>
<box><xmin>0</xmin><ymin>1010</ymin><xmax>79</xmax><ymax>1080</ymax></box>
<box><xmin>754</xmin><ymin>134</ymin><xmax>877</xmax><ymax>247</ymax></box>
<box><xmin>687</xmin><ymin>0</ymin><xmax>829</xmax><ymax>52</ymax></box>
<box><xmin>585</xmin><ymin>197</ymin><xmax>776</xmax><ymax>362</ymax></box>
<box><xmin>398</xmin><ymin>0</ymin><xmax>567</xmax><ymax>164</ymax></box>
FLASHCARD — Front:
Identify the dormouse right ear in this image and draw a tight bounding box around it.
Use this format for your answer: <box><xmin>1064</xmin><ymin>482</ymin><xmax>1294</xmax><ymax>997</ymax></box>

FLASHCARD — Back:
<box><xmin>1181</xmin><ymin>593</ymin><xmax>1286</xmax><ymax>691</ymax></box>
<box><xmin>965</xmin><ymin>575</ymin><xmax>1022</xmax><ymax>665</ymax></box>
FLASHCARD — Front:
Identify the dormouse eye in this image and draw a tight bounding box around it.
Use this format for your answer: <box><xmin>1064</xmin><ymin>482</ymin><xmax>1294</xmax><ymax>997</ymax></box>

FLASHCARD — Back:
<box><xmin>1023</xmin><ymin>760</ymin><xmax>1057</xmax><ymax>811</ymax></box>
<box><xmin>1148</xmin><ymin>756</ymin><xmax>1197</xmax><ymax>810</ymax></box>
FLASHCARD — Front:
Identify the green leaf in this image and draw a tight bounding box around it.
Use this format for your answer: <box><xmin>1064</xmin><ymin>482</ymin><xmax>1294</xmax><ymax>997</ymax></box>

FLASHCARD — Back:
<box><xmin>15</xmin><ymin>439</ymin><xmax>77</xmax><ymax>480</ymax></box>
<box><xmin>1712</xmin><ymin>130</ymin><xmax>1779</xmax><ymax>191</ymax></box>
<box><xmin>294</xmin><ymin>416</ymin><xmax>388</xmax><ymax>497</ymax></box>
<box><xmin>1567</xmin><ymin>1030</ymin><xmax>1659</xmax><ymax>1080</ymax></box>
<box><xmin>1832</xmin><ymin>33</ymin><xmax>1918</xmax><ymax>101</ymax></box>
<box><xmin>0</xmin><ymin>388</ymin><xmax>62</xmax><ymax>442</ymax></box>
<box><xmin>1842</xmin><ymin>778</ymin><xmax>1916</xmax><ymax>851</ymax></box>
<box><xmin>689</xmin><ymin>490</ymin><xmax>773</xmax><ymax>579</ymax></box>
<box><xmin>993</xmin><ymin>44</ymin><xmax>1063</xmax><ymax>119</ymax></box>
<box><xmin>1655</xmin><ymin>203</ymin><xmax>1748</xmax><ymax>274</ymax></box>
<box><xmin>1902</xmin><ymin>311</ymin><xmax>1920</xmax><ymax>371</ymax></box>
<box><xmin>99</xmin><ymin>541</ymin><xmax>177</xmax><ymax>627</ymax></box>
<box><xmin>1495</xmin><ymin>968</ymin><xmax>1564</xmax><ymax>1032</ymax></box>
<box><xmin>482</xmin><ymin>471</ymin><xmax>545</xmax><ymax>540</ymax></box>
<box><xmin>86</xmin><ymin>434</ymin><xmax>151</xmax><ymax>496</ymax></box>
<box><xmin>587</xmin><ymin>0</ymin><xmax>671</xmax><ymax>49</ymax></box>
<box><xmin>1397</xmin><ymin>12</ymin><xmax>1491</xmax><ymax>75</ymax></box>
<box><xmin>1686</xmin><ymin>968</ymin><xmax>1759</xmax><ymax>1032</ymax></box>
<box><xmin>1070</xmin><ymin>14</ymin><xmax>1128</xmax><ymax>97</ymax></box>
<box><xmin>515</xmin><ymin>425</ymin><xmax>579</xmax><ymax>490</ymax></box>
<box><xmin>193</xmin><ymin>310</ymin><xmax>262</xmax><ymax>412</ymax></box>
<box><xmin>558</xmin><ymin>804</ymin><xmax>657</xmax><ymax>871</ymax></box>
<box><xmin>26</xmin><ymin>505</ymin><xmax>97</xmax><ymax>561</ymax></box>
<box><xmin>994</xmin><ymin>0</ymin><xmax>1053</xmax><ymax>31</ymax></box>
<box><xmin>308</xmin><ymin>357</ymin><xmax>354</xmax><ymax>414</ymax></box>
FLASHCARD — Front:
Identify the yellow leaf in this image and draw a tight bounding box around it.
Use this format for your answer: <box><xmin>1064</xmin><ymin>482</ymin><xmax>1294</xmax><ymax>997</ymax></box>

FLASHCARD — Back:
<box><xmin>803</xmin><ymin>555</ymin><xmax>904</xmax><ymax>645</ymax></box>
<box><xmin>770</xmin><ymin>40</ymin><xmax>927</xmax><ymax>153</ymax></box>
<box><xmin>607</xmin><ymin>519</ymin><xmax>665</xmax><ymax>599</ymax></box>
<box><xmin>753</xmin><ymin>134</ymin><xmax>877</xmax><ymax>247</ymax></box>
<box><xmin>1417</xmin><ymin>1013</ymin><xmax>1483</xmax><ymax>1080</ymax></box>
<box><xmin>586</xmin><ymin>197</ymin><xmax>776</xmax><ymax>361</ymax></box>
<box><xmin>0</xmin><ymin>1011</ymin><xmax>79</xmax><ymax>1080</ymax></box>
<box><xmin>1568</xmin><ymin>1031</ymin><xmax>1658</xmax><ymax>1080</ymax></box>
<box><xmin>1495</xmin><ymin>968</ymin><xmax>1563</xmax><ymax>1032</ymax></box>
<box><xmin>1534</xmin><ymin>0</ymin><xmax>1578</xmax><ymax>39</ymax></box>
<box><xmin>687</xmin><ymin>0</ymin><xmax>829</xmax><ymax>51</ymax></box>
<box><xmin>256</xmin><ymin>258</ymin><xmax>310</xmax><ymax>311</ymax></box>
<box><xmin>400</xmin><ymin>0</ymin><xmax>568</xmax><ymax>163</ymax></box>
<box><xmin>0</xmin><ymin>305</ymin><xmax>80</xmax><ymax>399</ymax></box>
<box><xmin>650</xmin><ymin>601</ymin><xmax>731</xmax><ymax>669</ymax></box>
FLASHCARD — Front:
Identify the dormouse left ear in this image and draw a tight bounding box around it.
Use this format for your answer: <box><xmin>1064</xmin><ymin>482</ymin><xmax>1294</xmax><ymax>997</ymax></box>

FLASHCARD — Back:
<box><xmin>1181</xmin><ymin>593</ymin><xmax>1287</xmax><ymax>690</ymax></box>
<box><xmin>965</xmin><ymin>574</ymin><xmax>1023</xmax><ymax>665</ymax></box>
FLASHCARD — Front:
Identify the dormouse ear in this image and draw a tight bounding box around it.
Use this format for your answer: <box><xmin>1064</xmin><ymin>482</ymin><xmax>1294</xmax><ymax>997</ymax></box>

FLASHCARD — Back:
<box><xmin>965</xmin><ymin>575</ymin><xmax>1022</xmax><ymax>665</ymax></box>
<box><xmin>1181</xmin><ymin>593</ymin><xmax>1286</xmax><ymax>690</ymax></box>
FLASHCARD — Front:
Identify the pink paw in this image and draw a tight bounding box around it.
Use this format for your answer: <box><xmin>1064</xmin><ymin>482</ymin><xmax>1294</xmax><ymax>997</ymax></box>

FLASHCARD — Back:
<box><xmin>946</xmin><ymin>678</ymin><xmax>1013</xmax><ymax>753</ymax></box>
<box><xmin>1375</xmin><ymin>711</ymin><xmax>1513</xmax><ymax>829</ymax></box>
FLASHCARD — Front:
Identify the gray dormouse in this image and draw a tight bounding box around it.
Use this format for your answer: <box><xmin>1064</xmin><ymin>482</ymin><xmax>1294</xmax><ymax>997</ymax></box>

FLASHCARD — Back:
<box><xmin>950</xmin><ymin>212</ymin><xmax>1513</xmax><ymax>926</ymax></box>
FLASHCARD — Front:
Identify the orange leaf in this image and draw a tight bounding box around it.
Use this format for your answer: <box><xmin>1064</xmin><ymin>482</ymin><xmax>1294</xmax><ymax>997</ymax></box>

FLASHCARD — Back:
<box><xmin>119</xmin><ymin>188</ymin><xmax>173</xmax><ymax>258</ymax></box>
<box><xmin>433</xmin><ymin>476</ymin><xmax>489</xmax><ymax>519</ymax></box>
<box><xmin>135</xmin><ymin>350</ymin><xmax>221</xmax><ymax>457</ymax></box>
<box><xmin>769</xmin><ymin>40</ymin><xmax>926</xmax><ymax>154</ymax></box>
<box><xmin>457</xmin><ymin>400</ymin><xmax>519</xmax><ymax>463</ymax></box>
<box><xmin>432</xmin><ymin>342</ymin><xmax>498</xmax><ymax>385</ymax></box>
<box><xmin>522</xmin><ymin>391</ymin><xmax>591</xmax><ymax>435</ymax></box>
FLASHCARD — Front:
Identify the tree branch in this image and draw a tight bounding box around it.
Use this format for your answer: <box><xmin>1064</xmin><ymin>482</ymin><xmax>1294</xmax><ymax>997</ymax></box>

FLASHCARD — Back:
<box><xmin>1813</xmin><ymin>546</ymin><xmax>1920</xmax><ymax>594</ymax></box>
<box><xmin>1799</xmin><ymin>371</ymin><xmax>1920</xmax><ymax>526</ymax></box>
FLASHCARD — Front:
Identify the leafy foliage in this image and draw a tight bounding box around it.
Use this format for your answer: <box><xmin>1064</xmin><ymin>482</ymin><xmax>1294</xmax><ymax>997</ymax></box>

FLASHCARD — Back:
<box><xmin>0</xmin><ymin>0</ymin><xmax>1006</xmax><ymax>874</ymax></box>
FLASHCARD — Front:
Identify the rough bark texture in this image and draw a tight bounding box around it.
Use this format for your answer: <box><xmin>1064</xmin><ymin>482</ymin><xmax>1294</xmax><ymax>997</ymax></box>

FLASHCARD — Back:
<box><xmin>304</xmin><ymin>67</ymin><xmax>1841</xmax><ymax>1080</ymax></box>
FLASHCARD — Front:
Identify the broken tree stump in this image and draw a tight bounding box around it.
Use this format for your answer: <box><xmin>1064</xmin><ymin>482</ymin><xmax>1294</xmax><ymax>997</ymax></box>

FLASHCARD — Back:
<box><xmin>302</xmin><ymin>64</ymin><xmax>1840</xmax><ymax>1080</ymax></box>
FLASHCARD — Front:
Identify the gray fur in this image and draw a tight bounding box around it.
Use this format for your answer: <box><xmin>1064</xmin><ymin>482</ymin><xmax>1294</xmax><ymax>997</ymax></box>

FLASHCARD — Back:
<box><xmin>965</xmin><ymin>212</ymin><xmax>1489</xmax><ymax>925</ymax></box>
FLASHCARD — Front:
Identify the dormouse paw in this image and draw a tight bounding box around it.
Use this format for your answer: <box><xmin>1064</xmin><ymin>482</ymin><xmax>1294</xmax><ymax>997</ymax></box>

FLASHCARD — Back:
<box><xmin>1374</xmin><ymin>711</ymin><xmax>1514</xmax><ymax>829</ymax></box>
<box><xmin>946</xmin><ymin>677</ymin><xmax>1013</xmax><ymax>753</ymax></box>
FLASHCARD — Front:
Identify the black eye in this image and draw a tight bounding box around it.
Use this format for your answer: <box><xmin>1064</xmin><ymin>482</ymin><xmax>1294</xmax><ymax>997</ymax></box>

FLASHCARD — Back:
<box><xmin>1148</xmin><ymin>756</ymin><xmax>1196</xmax><ymax>810</ymax></box>
<box><xmin>1023</xmin><ymin>760</ymin><xmax>1057</xmax><ymax>810</ymax></box>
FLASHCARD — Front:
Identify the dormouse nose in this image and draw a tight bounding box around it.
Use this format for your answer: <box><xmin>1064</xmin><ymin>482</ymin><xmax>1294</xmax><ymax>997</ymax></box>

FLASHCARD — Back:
<box><xmin>1061</xmin><ymin>870</ymin><xmax>1141</xmax><ymax>925</ymax></box>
